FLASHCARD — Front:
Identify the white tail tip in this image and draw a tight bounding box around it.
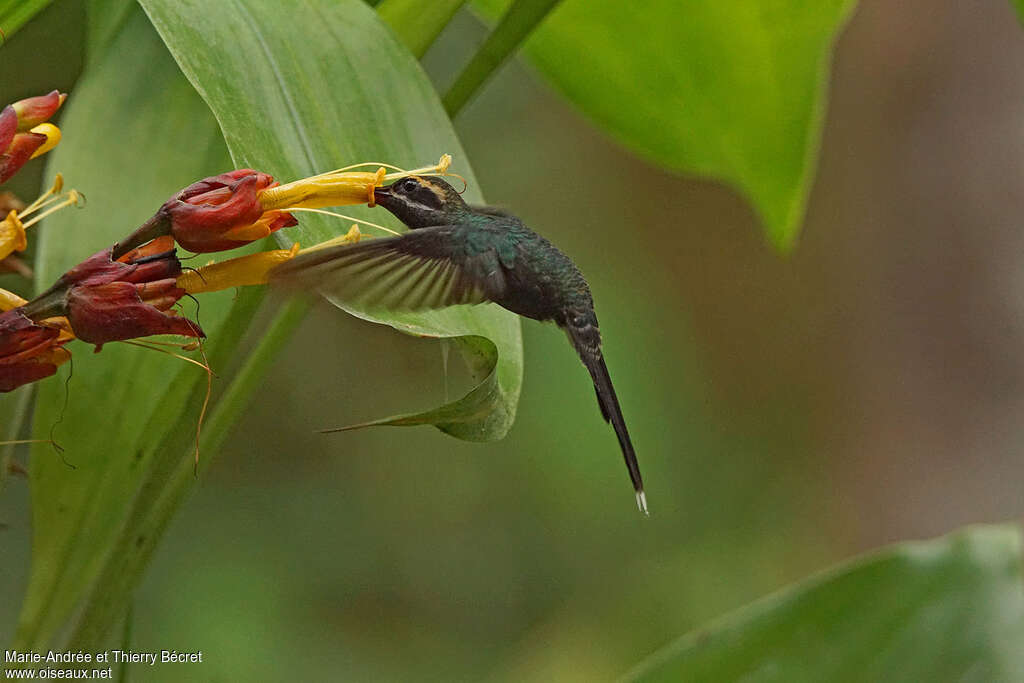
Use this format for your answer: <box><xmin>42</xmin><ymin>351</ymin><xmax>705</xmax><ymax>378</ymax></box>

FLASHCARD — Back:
<box><xmin>636</xmin><ymin>490</ymin><xmax>649</xmax><ymax>516</ymax></box>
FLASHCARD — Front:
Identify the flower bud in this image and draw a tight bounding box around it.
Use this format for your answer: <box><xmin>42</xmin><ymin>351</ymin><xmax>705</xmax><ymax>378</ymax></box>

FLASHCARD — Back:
<box><xmin>0</xmin><ymin>131</ymin><xmax>47</xmax><ymax>184</ymax></box>
<box><xmin>29</xmin><ymin>236</ymin><xmax>204</xmax><ymax>347</ymax></box>
<box><xmin>164</xmin><ymin>170</ymin><xmax>297</xmax><ymax>253</ymax></box>
<box><xmin>0</xmin><ymin>91</ymin><xmax>66</xmax><ymax>184</ymax></box>
<box><xmin>0</xmin><ymin>309</ymin><xmax>70</xmax><ymax>392</ymax></box>
<box><xmin>10</xmin><ymin>91</ymin><xmax>66</xmax><ymax>131</ymax></box>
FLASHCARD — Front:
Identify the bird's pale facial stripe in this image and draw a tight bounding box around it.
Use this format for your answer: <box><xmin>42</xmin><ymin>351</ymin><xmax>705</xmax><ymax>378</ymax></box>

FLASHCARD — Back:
<box><xmin>420</xmin><ymin>180</ymin><xmax>447</xmax><ymax>206</ymax></box>
<box><xmin>403</xmin><ymin>195</ymin><xmax>441</xmax><ymax>213</ymax></box>
<box><xmin>400</xmin><ymin>177</ymin><xmax>444</xmax><ymax>211</ymax></box>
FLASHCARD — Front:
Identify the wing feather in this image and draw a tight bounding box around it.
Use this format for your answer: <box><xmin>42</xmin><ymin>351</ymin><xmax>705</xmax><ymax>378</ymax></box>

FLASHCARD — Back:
<box><xmin>271</xmin><ymin>225</ymin><xmax>507</xmax><ymax>311</ymax></box>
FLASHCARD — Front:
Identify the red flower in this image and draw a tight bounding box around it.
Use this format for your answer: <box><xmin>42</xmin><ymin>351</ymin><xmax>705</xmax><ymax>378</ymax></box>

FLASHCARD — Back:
<box><xmin>9</xmin><ymin>91</ymin><xmax>66</xmax><ymax>130</ymax></box>
<box><xmin>113</xmin><ymin>170</ymin><xmax>298</xmax><ymax>258</ymax></box>
<box><xmin>0</xmin><ymin>91</ymin><xmax>66</xmax><ymax>184</ymax></box>
<box><xmin>28</xmin><ymin>236</ymin><xmax>203</xmax><ymax>347</ymax></box>
<box><xmin>164</xmin><ymin>170</ymin><xmax>297</xmax><ymax>253</ymax></box>
<box><xmin>0</xmin><ymin>309</ymin><xmax>70</xmax><ymax>392</ymax></box>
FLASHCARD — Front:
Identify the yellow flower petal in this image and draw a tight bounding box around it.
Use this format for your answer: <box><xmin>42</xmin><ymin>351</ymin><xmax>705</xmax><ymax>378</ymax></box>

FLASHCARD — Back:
<box><xmin>0</xmin><ymin>211</ymin><xmax>27</xmax><ymax>261</ymax></box>
<box><xmin>177</xmin><ymin>244</ymin><xmax>301</xmax><ymax>294</ymax></box>
<box><xmin>0</xmin><ymin>287</ymin><xmax>27</xmax><ymax>312</ymax></box>
<box><xmin>28</xmin><ymin>123</ymin><xmax>61</xmax><ymax>159</ymax></box>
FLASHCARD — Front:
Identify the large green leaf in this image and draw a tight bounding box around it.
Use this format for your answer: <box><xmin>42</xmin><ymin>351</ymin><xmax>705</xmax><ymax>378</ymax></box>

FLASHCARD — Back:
<box><xmin>139</xmin><ymin>0</ymin><xmax>522</xmax><ymax>442</ymax></box>
<box><xmin>626</xmin><ymin>525</ymin><xmax>1024</xmax><ymax>682</ymax></box>
<box><xmin>13</xmin><ymin>8</ymin><xmax>255</xmax><ymax>651</ymax></box>
<box><xmin>474</xmin><ymin>0</ymin><xmax>857</xmax><ymax>249</ymax></box>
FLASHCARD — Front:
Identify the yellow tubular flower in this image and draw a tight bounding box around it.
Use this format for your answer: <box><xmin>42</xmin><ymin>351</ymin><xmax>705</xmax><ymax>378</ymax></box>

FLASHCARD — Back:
<box><xmin>177</xmin><ymin>224</ymin><xmax>368</xmax><ymax>295</ymax></box>
<box><xmin>258</xmin><ymin>169</ymin><xmax>385</xmax><ymax>212</ymax></box>
<box><xmin>177</xmin><ymin>245</ymin><xmax>301</xmax><ymax>294</ymax></box>
<box><xmin>256</xmin><ymin>154</ymin><xmax>454</xmax><ymax>212</ymax></box>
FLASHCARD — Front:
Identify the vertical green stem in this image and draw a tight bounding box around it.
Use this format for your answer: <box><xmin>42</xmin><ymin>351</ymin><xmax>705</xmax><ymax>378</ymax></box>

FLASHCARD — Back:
<box><xmin>443</xmin><ymin>0</ymin><xmax>562</xmax><ymax>116</ymax></box>
<box><xmin>377</xmin><ymin>0</ymin><xmax>468</xmax><ymax>58</ymax></box>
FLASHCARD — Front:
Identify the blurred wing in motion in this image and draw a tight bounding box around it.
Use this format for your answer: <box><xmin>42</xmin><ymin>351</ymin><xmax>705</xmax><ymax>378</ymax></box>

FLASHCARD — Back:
<box><xmin>271</xmin><ymin>225</ymin><xmax>508</xmax><ymax>312</ymax></box>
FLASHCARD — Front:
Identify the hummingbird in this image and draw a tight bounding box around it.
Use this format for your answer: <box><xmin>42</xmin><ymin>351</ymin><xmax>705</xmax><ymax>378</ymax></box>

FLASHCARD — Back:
<box><xmin>273</xmin><ymin>176</ymin><xmax>647</xmax><ymax>513</ymax></box>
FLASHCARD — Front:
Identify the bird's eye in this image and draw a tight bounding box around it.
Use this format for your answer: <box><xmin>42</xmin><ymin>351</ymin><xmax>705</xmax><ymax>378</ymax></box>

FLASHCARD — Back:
<box><xmin>398</xmin><ymin>178</ymin><xmax>419</xmax><ymax>193</ymax></box>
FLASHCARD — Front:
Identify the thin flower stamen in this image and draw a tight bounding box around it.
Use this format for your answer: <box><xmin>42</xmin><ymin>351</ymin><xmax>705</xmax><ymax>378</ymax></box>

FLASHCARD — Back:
<box><xmin>20</xmin><ymin>174</ymin><xmax>64</xmax><ymax>215</ymax></box>
<box><xmin>299</xmin><ymin>224</ymin><xmax>365</xmax><ymax>253</ymax></box>
<box><xmin>192</xmin><ymin>338</ymin><xmax>212</xmax><ymax>474</ymax></box>
<box><xmin>381</xmin><ymin>153</ymin><xmax>453</xmax><ymax>181</ymax></box>
<box><xmin>121</xmin><ymin>339</ymin><xmax>212</xmax><ymax>372</ymax></box>
<box><xmin>287</xmin><ymin>207</ymin><xmax>401</xmax><ymax>237</ymax></box>
<box><xmin>309</xmin><ymin>161</ymin><xmax>407</xmax><ymax>178</ymax></box>
<box><xmin>1</xmin><ymin>177</ymin><xmax>82</xmax><ymax>262</ymax></box>
<box><xmin>20</xmin><ymin>190</ymin><xmax>82</xmax><ymax>229</ymax></box>
<box><xmin>311</xmin><ymin>153</ymin><xmax>452</xmax><ymax>181</ymax></box>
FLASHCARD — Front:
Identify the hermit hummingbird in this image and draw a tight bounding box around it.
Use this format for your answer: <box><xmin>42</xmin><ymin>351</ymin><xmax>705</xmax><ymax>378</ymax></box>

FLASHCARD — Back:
<box><xmin>274</xmin><ymin>176</ymin><xmax>648</xmax><ymax>514</ymax></box>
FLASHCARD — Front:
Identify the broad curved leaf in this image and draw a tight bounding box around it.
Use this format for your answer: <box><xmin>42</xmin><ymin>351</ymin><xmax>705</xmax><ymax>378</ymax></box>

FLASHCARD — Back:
<box><xmin>626</xmin><ymin>525</ymin><xmax>1024</xmax><ymax>683</ymax></box>
<box><xmin>474</xmin><ymin>0</ymin><xmax>857</xmax><ymax>249</ymax></box>
<box><xmin>139</xmin><ymin>0</ymin><xmax>523</xmax><ymax>442</ymax></box>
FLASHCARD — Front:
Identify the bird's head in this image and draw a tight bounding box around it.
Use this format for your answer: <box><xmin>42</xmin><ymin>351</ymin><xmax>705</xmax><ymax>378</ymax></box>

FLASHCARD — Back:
<box><xmin>372</xmin><ymin>175</ymin><xmax>468</xmax><ymax>228</ymax></box>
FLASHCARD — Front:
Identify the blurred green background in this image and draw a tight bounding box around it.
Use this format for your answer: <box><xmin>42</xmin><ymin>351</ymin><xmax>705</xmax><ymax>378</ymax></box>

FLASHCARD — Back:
<box><xmin>4</xmin><ymin>0</ymin><xmax>1024</xmax><ymax>680</ymax></box>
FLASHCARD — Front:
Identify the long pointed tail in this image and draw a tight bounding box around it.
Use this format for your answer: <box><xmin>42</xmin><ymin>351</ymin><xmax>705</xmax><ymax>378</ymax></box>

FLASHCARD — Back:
<box><xmin>566</xmin><ymin>315</ymin><xmax>647</xmax><ymax>514</ymax></box>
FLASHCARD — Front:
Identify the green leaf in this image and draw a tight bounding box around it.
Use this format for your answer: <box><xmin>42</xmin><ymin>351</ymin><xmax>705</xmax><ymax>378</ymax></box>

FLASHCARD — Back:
<box><xmin>85</xmin><ymin>0</ymin><xmax>136</xmax><ymax>60</ymax></box>
<box><xmin>473</xmin><ymin>0</ymin><xmax>857</xmax><ymax>249</ymax></box>
<box><xmin>444</xmin><ymin>0</ymin><xmax>562</xmax><ymax>116</ymax></box>
<box><xmin>0</xmin><ymin>0</ymin><xmax>52</xmax><ymax>39</ymax></box>
<box><xmin>1013</xmin><ymin>0</ymin><xmax>1024</xmax><ymax>23</ymax></box>
<box><xmin>138</xmin><ymin>0</ymin><xmax>523</xmax><ymax>442</ymax></box>
<box><xmin>14</xmin><ymin>8</ymin><xmax>256</xmax><ymax>651</ymax></box>
<box><xmin>625</xmin><ymin>525</ymin><xmax>1024</xmax><ymax>682</ymax></box>
<box><xmin>377</xmin><ymin>0</ymin><xmax>468</xmax><ymax>58</ymax></box>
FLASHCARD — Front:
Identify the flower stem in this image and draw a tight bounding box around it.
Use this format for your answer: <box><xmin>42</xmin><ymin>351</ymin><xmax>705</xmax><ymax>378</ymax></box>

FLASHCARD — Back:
<box><xmin>111</xmin><ymin>212</ymin><xmax>171</xmax><ymax>260</ymax></box>
<box><xmin>442</xmin><ymin>0</ymin><xmax>563</xmax><ymax>116</ymax></box>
